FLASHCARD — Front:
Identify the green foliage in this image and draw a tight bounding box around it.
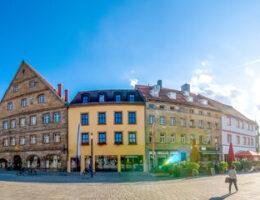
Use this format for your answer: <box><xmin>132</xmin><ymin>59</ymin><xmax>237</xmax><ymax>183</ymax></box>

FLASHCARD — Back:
<box><xmin>232</xmin><ymin>161</ymin><xmax>242</xmax><ymax>171</ymax></box>
<box><xmin>162</xmin><ymin>161</ymin><xmax>200</xmax><ymax>177</ymax></box>
<box><xmin>240</xmin><ymin>160</ymin><xmax>253</xmax><ymax>171</ymax></box>
<box><xmin>206</xmin><ymin>161</ymin><xmax>214</xmax><ymax>171</ymax></box>
<box><xmin>219</xmin><ymin>161</ymin><xmax>228</xmax><ymax>173</ymax></box>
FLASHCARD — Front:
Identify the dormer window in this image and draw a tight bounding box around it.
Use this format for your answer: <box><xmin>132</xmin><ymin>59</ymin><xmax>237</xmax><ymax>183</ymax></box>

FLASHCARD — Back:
<box><xmin>129</xmin><ymin>94</ymin><xmax>135</xmax><ymax>102</ymax></box>
<box><xmin>99</xmin><ymin>94</ymin><xmax>105</xmax><ymax>103</ymax></box>
<box><xmin>82</xmin><ymin>95</ymin><xmax>89</xmax><ymax>104</ymax></box>
<box><xmin>115</xmin><ymin>94</ymin><xmax>121</xmax><ymax>102</ymax></box>
<box><xmin>7</xmin><ymin>102</ymin><xmax>13</xmax><ymax>111</ymax></box>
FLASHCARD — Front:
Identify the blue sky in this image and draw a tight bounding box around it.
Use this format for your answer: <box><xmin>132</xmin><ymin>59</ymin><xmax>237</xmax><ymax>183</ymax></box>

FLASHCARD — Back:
<box><xmin>0</xmin><ymin>0</ymin><xmax>260</xmax><ymax>122</ymax></box>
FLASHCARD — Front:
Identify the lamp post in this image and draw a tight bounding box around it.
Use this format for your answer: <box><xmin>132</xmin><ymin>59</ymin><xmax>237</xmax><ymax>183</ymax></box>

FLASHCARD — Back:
<box><xmin>90</xmin><ymin>132</ymin><xmax>94</xmax><ymax>178</ymax></box>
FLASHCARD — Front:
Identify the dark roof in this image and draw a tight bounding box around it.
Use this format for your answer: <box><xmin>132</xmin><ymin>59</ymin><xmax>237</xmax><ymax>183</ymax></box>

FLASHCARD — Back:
<box><xmin>135</xmin><ymin>84</ymin><xmax>219</xmax><ymax>111</ymax></box>
<box><xmin>70</xmin><ymin>89</ymin><xmax>145</xmax><ymax>105</ymax></box>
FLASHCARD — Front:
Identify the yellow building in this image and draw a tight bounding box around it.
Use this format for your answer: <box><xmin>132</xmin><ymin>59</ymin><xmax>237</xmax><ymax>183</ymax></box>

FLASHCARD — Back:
<box><xmin>68</xmin><ymin>90</ymin><xmax>147</xmax><ymax>173</ymax></box>
<box><xmin>136</xmin><ymin>81</ymin><xmax>222</xmax><ymax>170</ymax></box>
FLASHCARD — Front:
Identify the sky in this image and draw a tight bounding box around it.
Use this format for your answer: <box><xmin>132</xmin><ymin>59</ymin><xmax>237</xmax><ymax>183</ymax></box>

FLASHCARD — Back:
<box><xmin>0</xmin><ymin>0</ymin><xmax>260</xmax><ymax>124</ymax></box>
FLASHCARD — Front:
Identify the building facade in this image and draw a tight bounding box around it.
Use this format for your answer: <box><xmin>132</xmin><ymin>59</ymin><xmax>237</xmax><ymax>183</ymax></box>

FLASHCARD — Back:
<box><xmin>136</xmin><ymin>81</ymin><xmax>222</xmax><ymax>170</ymax></box>
<box><xmin>68</xmin><ymin>90</ymin><xmax>147</xmax><ymax>173</ymax></box>
<box><xmin>205</xmin><ymin>99</ymin><xmax>258</xmax><ymax>160</ymax></box>
<box><xmin>0</xmin><ymin>61</ymin><xmax>68</xmax><ymax>170</ymax></box>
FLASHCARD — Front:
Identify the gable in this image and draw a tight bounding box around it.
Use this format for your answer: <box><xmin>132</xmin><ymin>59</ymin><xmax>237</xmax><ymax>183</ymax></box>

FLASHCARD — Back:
<box><xmin>1</xmin><ymin>61</ymin><xmax>64</xmax><ymax>105</ymax></box>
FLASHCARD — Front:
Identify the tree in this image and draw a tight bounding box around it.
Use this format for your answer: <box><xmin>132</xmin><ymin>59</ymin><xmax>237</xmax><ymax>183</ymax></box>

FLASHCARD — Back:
<box><xmin>190</xmin><ymin>139</ymin><xmax>200</xmax><ymax>162</ymax></box>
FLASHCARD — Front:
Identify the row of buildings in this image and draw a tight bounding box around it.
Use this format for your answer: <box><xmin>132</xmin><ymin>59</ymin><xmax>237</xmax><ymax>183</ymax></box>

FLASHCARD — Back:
<box><xmin>0</xmin><ymin>61</ymin><xmax>259</xmax><ymax>172</ymax></box>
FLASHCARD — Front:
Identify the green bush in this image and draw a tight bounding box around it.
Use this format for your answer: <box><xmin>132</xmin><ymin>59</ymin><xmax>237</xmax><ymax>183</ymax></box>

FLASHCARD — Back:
<box><xmin>240</xmin><ymin>160</ymin><xmax>253</xmax><ymax>171</ymax></box>
<box><xmin>164</xmin><ymin>161</ymin><xmax>200</xmax><ymax>177</ymax></box>
<box><xmin>219</xmin><ymin>161</ymin><xmax>228</xmax><ymax>173</ymax></box>
<box><xmin>232</xmin><ymin>161</ymin><xmax>242</xmax><ymax>171</ymax></box>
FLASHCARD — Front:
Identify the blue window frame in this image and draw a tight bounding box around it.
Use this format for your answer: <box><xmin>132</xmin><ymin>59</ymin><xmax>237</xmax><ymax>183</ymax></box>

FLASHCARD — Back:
<box><xmin>99</xmin><ymin>94</ymin><xmax>105</xmax><ymax>102</ymax></box>
<box><xmin>98</xmin><ymin>132</ymin><xmax>106</xmax><ymax>144</ymax></box>
<box><xmin>114</xmin><ymin>112</ymin><xmax>122</xmax><ymax>124</ymax></box>
<box><xmin>115</xmin><ymin>132</ymin><xmax>123</xmax><ymax>144</ymax></box>
<box><xmin>129</xmin><ymin>94</ymin><xmax>135</xmax><ymax>102</ymax></box>
<box><xmin>98</xmin><ymin>112</ymin><xmax>106</xmax><ymax>124</ymax></box>
<box><xmin>128</xmin><ymin>132</ymin><xmax>137</xmax><ymax>144</ymax></box>
<box><xmin>82</xmin><ymin>133</ymin><xmax>89</xmax><ymax>145</ymax></box>
<box><xmin>128</xmin><ymin>112</ymin><xmax>136</xmax><ymax>124</ymax></box>
<box><xmin>81</xmin><ymin>113</ymin><xmax>89</xmax><ymax>125</ymax></box>
<box><xmin>82</xmin><ymin>95</ymin><xmax>89</xmax><ymax>104</ymax></box>
<box><xmin>115</xmin><ymin>94</ymin><xmax>121</xmax><ymax>102</ymax></box>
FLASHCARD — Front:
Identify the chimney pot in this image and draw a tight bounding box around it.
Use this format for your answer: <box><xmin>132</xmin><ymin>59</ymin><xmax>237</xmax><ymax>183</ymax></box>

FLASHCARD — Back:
<box><xmin>157</xmin><ymin>80</ymin><xmax>162</xmax><ymax>88</ymax></box>
<box><xmin>58</xmin><ymin>84</ymin><xmax>62</xmax><ymax>97</ymax></box>
<box><xmin>181</xmin><ymin>83</ymin><xmax>190</xmax><ymax>93</ymax></box>
<box><xmin>65</xmin><ymin>89</ymin><xmax>68</xmax><ymax>102</ymax></box>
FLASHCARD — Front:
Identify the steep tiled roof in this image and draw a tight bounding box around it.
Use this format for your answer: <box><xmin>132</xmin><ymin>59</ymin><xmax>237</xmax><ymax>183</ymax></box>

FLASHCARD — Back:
<box><xmin>135</xmin><ymin>85</ymin><xmax>218</xmax><ymax>111</ymax></box>
<box><xmin>198</xmin><ymin>94</ymin><xmax>256</xmax><ymax>123</ymax></box>
<box><xmin>70</xmin><ymin>89</ymin><xmax>144</xmax><ymax>105</ymax></box>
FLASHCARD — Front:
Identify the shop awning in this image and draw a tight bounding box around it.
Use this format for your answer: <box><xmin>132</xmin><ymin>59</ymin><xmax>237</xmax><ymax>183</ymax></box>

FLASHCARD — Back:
<box><xmin>200</xmin><ymin>151</ymin><xmax>221</xmax><ymax>155</ymax></box>
<box><xmin>235</xmin><ymin>151</ymin><xmax>260</xmax><ymax>158</ymax></box>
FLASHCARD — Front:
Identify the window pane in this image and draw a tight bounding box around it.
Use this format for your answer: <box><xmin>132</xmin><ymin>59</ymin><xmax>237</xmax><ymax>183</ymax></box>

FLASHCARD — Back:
<box><xmin>81</xmin><ymin>113</ymin><xmax>89</xmax><ymax>125</ymax></box>
<box><xmin>128</xmin><ymin>112</ymin><xmax>136</xmax><ymax>124</ymax></box>
<box><xmin>98</xmin><ymin>112</ymin><xmax>106</xmax><ymax>124</ymax></box>
<box><xmin>114</xmin><ymin>112</ymin><xmax>122</xmax><ymax>124</ymax></box>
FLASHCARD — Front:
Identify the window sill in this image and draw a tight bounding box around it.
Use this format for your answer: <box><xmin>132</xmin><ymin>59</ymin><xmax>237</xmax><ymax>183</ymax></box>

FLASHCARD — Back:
<box><xmin>128</xmin><ymin>143</ymin><xmax>137</xmax><ymax>145</ymax></box>
<box><xmin>98</xmin><ymin>143</ymin><xmax>106</xmax><ymax>145</ymax></box>
<box><xmin>81</xmin><ymin>143</ymin><xmax>89</xmax><ymax>146</ymax></box>
<box><xmin>114</xmin><ymin>142</ymin><xmax>123</xmax><ymax>145</ymax></box>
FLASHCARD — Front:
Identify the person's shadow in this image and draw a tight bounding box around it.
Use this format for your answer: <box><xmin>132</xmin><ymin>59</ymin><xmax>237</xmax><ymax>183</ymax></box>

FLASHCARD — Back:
<box><xmin>209</xmin><ymin>192</ymin><xmax>236</xmax><ymax>200</ymax></box>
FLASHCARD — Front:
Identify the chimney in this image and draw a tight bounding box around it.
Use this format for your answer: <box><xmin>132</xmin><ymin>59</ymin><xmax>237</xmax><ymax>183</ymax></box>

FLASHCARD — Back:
<box><xmin>65</xmin><ymin>89</ymin><xmax>68</xmax><ymax>102</ymax></box>
<box><xmin>58</xmin><ymin>84</ymin><xmax>62</xmax><ymax>97</ymax></box>
<box><xmin>157</xmin><ymin>80</ymin><xmax>162</xmax><ymax>88</ymax></box>
<box><xmin>181</xmin><ymin>83</ymin><xmax>190</xmax><ymax>93</ymax></box>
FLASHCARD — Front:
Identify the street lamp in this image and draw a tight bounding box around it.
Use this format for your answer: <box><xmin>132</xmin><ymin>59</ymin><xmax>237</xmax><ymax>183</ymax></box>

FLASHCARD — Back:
<box><xmin>90</xmin><ymin>132</ymin><xmax>94</xmax><ymax>178</ymax></box>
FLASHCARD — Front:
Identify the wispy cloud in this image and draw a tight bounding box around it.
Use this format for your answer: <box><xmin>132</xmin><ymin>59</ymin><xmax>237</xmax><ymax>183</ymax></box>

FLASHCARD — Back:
<box><xmin>190</xmin><ymin>61</ymin><xmax>260</xmax><ymax>124</ymax></box>
<box><xmin>130</xmin><ymin>79</ymin><xmax>138</xmax><ymax>87</ymax></box>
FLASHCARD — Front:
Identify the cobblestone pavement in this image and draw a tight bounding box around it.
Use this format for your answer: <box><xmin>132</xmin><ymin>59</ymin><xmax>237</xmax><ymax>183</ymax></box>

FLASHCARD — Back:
<box><xmin>0</xmin><ymin>172</ymin><xmax>259</xmax><ymax>200</ymax></box>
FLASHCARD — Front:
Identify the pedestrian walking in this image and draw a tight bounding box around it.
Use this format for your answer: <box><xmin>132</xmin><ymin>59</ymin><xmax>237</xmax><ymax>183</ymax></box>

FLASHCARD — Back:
<box><xmin>228</xmin><ymin>165</ymin><xmax>238</xmax><ymax>193</ymax></box>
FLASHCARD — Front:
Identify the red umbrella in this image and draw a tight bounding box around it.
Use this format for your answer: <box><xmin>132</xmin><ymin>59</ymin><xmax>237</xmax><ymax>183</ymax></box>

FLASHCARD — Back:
<box><xmin>228</xmin><ymin>142</ymin><xmax>235</xmax><ymax>163</ymax></box>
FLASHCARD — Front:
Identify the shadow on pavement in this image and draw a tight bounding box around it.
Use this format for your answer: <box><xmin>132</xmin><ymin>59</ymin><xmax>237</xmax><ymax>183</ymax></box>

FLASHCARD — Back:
<box><xmin>209</xmin><ymin>192</ymin><xmax>236</xmax><ymax>200</ymax></box>
<box><xmin>0</xmin><ymin>171</ymin><xmax>187</xmax><ymax>184</ymax></box>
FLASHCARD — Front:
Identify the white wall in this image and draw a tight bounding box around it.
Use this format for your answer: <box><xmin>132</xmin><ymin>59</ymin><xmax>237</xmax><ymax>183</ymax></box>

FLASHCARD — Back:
<box><xmin>221</xmin><ymin>115</ymin><xmax>257</xmax><ymax>154</ymax></box>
